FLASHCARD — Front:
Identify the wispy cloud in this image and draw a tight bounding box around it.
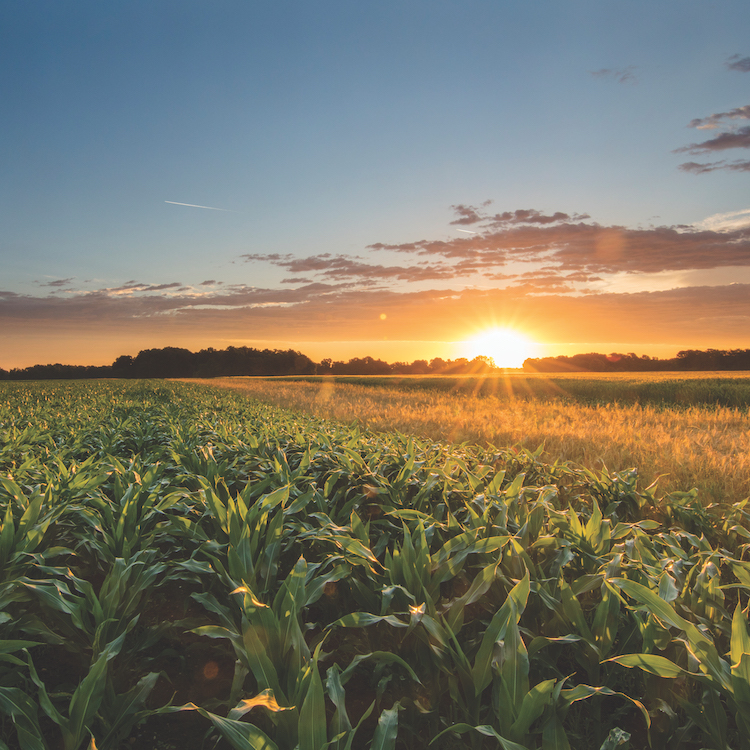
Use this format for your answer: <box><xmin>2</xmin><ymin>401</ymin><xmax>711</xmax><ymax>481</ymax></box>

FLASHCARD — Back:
<box><xmin>590</xmin><ymin>66</ymin><xmax>637</xmax><ymax>84</ymax></box>
<box><xmin>368</xmin><ymin>204</ymin><xmax>750</xmax><ymax>277</ymax></box>
<box><xmin>675</xmin><ymin>125</ymin><xmax>750</xmax><ymax>154</ymax></box>
<box><xmin>726</xmin><ymin>54</ymin><xmax>750</xmax><ymax>73</ymax></box>
<box><xmin>241</xmin><ymin>252</ymin><xmax>466</xmax><ymax>284</ymax></box>
<box><xmin>676</xmin><ymin>102</ymin><xmax>750</xmax><ymax>172</ymax></box>
<box><xmin>693</xmin><ymin>208</ymin><xmax>750</xmax><ymax>232</ymax></box>
<box><xmin>679</xmin><ymin>159</ymin><xmax>750</xmax><ymax>174</ymax></box>
<box><xmin>3</xmin><ymin>278</ymin><xmax>750</xmax><ymax>357</ymax></box>
<box><xmin>235</xmin><ymin>205</ymin><xmax>750</xmax><ymax>296</ymax></box>
<box><xmin>688</xmin><ymin>104</ymin><xmax>750</xmax><ymax>130</ymax></box>
<box><xmin>165</xmin><ymin>201</ymin><xmax>236</xmax><ymax>212</ymax></box>
<box><xmin>36</xmin><ymin>278</ymin><xmax>75</xmax><ymax>288</ymax></box>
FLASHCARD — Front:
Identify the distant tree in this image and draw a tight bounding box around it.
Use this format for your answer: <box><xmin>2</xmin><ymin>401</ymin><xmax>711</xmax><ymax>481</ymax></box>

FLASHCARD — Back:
<box><xmin>111</xmin><ymin>355</ymin><xmax>135</xmax><ymax>378</ymax></box>
<box><xmin>429</xmin><ymin>357</ymin><xmax>447</xmax><ymax>373</ymax></box>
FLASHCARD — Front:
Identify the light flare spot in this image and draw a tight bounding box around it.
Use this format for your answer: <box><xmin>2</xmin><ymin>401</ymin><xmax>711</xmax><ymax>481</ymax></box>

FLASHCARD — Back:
<box><xmin>462</xmin><ymin>327</ymin><xmax>539</xmax><ymax>368</ymax></box>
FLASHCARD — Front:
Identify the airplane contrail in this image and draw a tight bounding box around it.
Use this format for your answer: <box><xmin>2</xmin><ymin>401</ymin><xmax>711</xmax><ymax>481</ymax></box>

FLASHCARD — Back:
<box><xmin>165</xmin><ymin>201</ymin><xmax>235</xmax><ymax>212</ymax></box>
<box><xmin>456</xmin><ymin>228</ymin><xmax>477</xmax><ymax>234</ymax></box>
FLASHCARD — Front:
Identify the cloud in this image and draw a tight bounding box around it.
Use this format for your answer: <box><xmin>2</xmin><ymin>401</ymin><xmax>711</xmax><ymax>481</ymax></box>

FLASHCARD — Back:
<box><xmin>726</xmin><ymin>54</ymin><xmax>750</xmax><ymax>72</ymax></box>
<box><xmin>448</xmin><ymin>204</ymin><xmax>589</xmax><ymax>229</ymax></box>
<box><xmin>368</xmin><ymin>209</ymin><xmax>750</xmax><ymax>276</ymax></box>
<box><xmin>449</xmin><ymin>204</ymin><xmax>485</xmax><ymax>225</ymax></box>
<box><xmin>675</xmin><ymin>105</ymin><xmax>750</xmax><ymax>170</ymax></box>
<box><xmin>590</xmin><ymin>66</ymin><xmax>637</xmax><ymax>84</ymax></box>
<box><xmin>241</xmin><ymin>252</ymin><xmax>469</xmax><ymax>283</ymax></box>
<box><xmin>4</xmin><ymin>278</ymin><xmax>750</xmax><ymax>362</ymax></box>
<box><xmin>679</xmin><ymin>159</ymin><xmax>750</xmax><ymax>174</ymax></box>
<box><xmin>693</xmin><ymin>208</ymin><xmax>750</xmax><ymax>232</ymax></box>
<box><xmin>675</xmin><ymin>125</ymin><xmax>750</xmax><ymax>154</ymax></box>
<box><xmin>688</xmin><ymin>104</ymin><xmax>750</xmax><ymax>130</ymax></box>
<box><xmin>237</xmin><ymin>205</ymin><xmax>750</xmax><ymax>292</ymax></box>
<box><xmin>37</xmin><ymin>278</ymin><xmax>75</xmax><ymax>288</ymax></box>
<box><xmin>103</xmin><ymin>281</ymin><xmax>184</xmax><ymax>295</ymax></box>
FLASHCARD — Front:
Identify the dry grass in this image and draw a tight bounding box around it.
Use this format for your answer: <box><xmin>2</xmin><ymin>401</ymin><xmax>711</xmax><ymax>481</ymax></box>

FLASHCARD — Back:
<box><xmin>192</xmin><ymin>376</ymin><xmax>750</xmax><ymax>504</ymax></box>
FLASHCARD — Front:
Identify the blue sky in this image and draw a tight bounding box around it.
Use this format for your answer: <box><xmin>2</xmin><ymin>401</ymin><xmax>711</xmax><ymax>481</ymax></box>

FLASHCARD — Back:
<box><xmin>2</xmin><ymin>1</ymin><xmax>749</xmax><ymax>367</ymax></box>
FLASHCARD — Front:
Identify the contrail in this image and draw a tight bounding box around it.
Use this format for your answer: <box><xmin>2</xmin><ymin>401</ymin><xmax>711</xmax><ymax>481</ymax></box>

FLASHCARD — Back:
<box><xmin>456</xmin><ymin>228</ymin><xmax>477</xmax><ymax>234</ymax></box>
<box><xmin>165</xmin><ymin>201</ymin><xmax>235</xmax><ymax>212</ymax></box>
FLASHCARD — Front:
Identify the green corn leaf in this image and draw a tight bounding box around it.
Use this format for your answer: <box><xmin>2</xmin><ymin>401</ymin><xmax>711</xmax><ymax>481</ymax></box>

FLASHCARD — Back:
<box><xmin>98</xmin><ymin>672</ymin><xmax>160</xmax><ymax>747</ymax></box>
<box><xmin>0</xmin><ymin>503</ymin><xmax>16</xmax><ymax>565</ymax></box>
<box><xmin>242</xmin><ymin>620</ymin><xmax>285</xmax><ymax>701</ymax></box>
<box><xmin>338</xmin><ymin>651</ymin><xmax>421</xmax><ymax>687</ymax></box>
<box><xmin>731</xmin><ymin>603</ymin><xmax>750</xmax><ymax>667</ymax></box>
<box><xmin>508</xmin><ymin>679</ymin><xmax>555</xmax><ymax>741</ymax></box>
<box><xmin>657</xmin><ymin>571</ymin><xmax>679</xmax><ymax>603</ymax></box>
<box><xmin>559</xmin><ymin>578</ymin><xmax>593</xmax><ymax>641</ymax></box>
<box><xmin>16</xmin><ymin>494</ymin><xmax>44</xmax><ymax>547</ymax></box>
<box><xmin>0</xmin><ymin>639</ymin><xmax>41</xmax><ymax>654</ymax></box>
<box><xmin>326</xmin><ymin>665</ymin><xmax>352</xmax><ymax>743</ymax></box>
<box><xmin>505</xmin><ymin>611</ymin><xmax>530</xmax><ymax>711</ymax></box>
<box><xmin>328</xmin><ymin>612</ymin><xmax>408</xmax><ymax>629</ymax></box>
<box><xmin>446</xmin><ymin>559</ymin><xmax>500</xmax><ymax>633</ymax></box>
<box><xmin>528</xmin><ymin>635</ymin><xmax>583</xmax><ymax>658</ymax></box>
<box><xmin>609</xmin><ymin>577</ymin><xmax>731</xmax><ymax>692</ymax></box>
<box><xmin>371</xmin><ymin>703</ymin><xmax>401</xmax><ymax>750</ymax></box>
<box><xmin>730</xmin><ymin>604</ymin><xmax>750</xmax><ymax>708</ymax></box>
<box><xmin>431</xmin><ymin>723</ymin><xmax>530</xmax><ymax>750</ymax></box>
<box><xmin>175</xmin><ymin>704</ymin><xmax>279</xmax><ymax>750</ymax></box>
<box><xmin>299</xmin><ymin>642</ymin><xmax>327</xmax><ymax>750</ymax></box>
<box><xmin>541</xmin><ymin>709</ymin><xmax>570</xmax><ymax>750</ymax></box>
<box><xmin>472</xmin><ymin>572</ymin><xmax>530</xmax><ymax>697</ymax></box>
<box><xmin>583</xmin><ymin>500</ymin><xmax>604</xmax><ymax>552</ymax></box>
<box><xmin>606</xmin><ymin>653</ymin><xmax>684</xmax><ymax>679</ymax></box>
<box><xmin>342</xmin><ymin>701</ymin><xmax>376</xmax><ymax>750</ymax></box>
<box><xmin>258</xmin><ymin>485</ymin><xmax>290</xmax><ymax>513</ymax></box>
<box><xmin>0</xmin><ymin>686</ymin><xmax>49</xmax><ymax>750</ymax></box>
<box><xmin>65</xmin><ymin>648</ymin><xmax>112</xmax><ymax>750</ymax></box>
<box><xmin>559</xmin><ymin>685</ymin><xmax>650</xmax><ymax>735</ymax></box>
<box><xmin>330</xmin><ymin>536</ymin><xmax>382</xmax><ymax>571</ymax></box>
<box><xmin>592</xmin><ymin>584</ymin><xmax>620</xmax><ymax>658</ymax></box>
<box><xmin>26</xmin><ymin>650</ymin><xmax>66</xmax><ymax>728</ymax></box>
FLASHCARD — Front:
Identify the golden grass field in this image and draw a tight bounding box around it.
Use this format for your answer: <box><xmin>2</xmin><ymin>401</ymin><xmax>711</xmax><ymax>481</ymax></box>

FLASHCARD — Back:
<box><xmin>192</xmin><ymin>372</ymin><xmax>750</xmax><ymax>505</ymax></box>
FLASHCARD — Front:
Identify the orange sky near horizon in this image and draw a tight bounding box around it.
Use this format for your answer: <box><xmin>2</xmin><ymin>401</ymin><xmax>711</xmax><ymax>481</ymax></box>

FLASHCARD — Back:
<box><xmin>3</xmin><ymin>278</ymin><xmax>748</xmax><ymax>370</ymax></box>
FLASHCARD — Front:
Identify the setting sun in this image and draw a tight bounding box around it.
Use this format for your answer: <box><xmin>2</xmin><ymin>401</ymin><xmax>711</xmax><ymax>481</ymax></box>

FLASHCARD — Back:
<box><xmin>462</xmin><ymin>327</ymin><xmax>539</xmax><ymax>368</ymax></box>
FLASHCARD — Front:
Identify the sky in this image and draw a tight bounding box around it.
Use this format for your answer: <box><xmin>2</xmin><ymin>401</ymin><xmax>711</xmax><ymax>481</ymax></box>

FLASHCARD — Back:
<box><xmin>2</xmin><ymin>0</ymin><xmax>749</xmax><ymax>369</ymax></box>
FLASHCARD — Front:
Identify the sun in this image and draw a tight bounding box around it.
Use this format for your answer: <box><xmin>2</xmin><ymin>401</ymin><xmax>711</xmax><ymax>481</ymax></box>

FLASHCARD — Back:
<box><xmin>462</xmin><ymin>327</ymin><xmax>538</xmax><ymax>369</ymax></box>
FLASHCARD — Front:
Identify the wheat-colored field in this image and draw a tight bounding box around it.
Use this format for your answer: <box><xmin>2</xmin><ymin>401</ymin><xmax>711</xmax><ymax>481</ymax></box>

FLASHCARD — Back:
<box><xmin>193</xmin><ymin>374</ymin><xmax>750</xmax><ymax>504</ymax></box>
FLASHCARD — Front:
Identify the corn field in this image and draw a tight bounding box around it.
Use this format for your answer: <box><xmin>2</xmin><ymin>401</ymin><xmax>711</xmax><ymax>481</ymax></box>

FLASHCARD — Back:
<box><xmin>1</xmin><ymin>380</ymin><xmax>750</xmax><ymax>750</ymax></box>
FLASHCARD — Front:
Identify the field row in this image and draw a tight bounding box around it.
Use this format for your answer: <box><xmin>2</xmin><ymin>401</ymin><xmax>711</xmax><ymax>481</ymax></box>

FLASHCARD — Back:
<box><xmin>1</xmin><ymin>380</ymin><xmax>749</xmax><ymax>749</ymax></box>
<box><xmin>198</xmin><ymin>376</ymin><xmax>750</xmax><ymax>504</ymax></box>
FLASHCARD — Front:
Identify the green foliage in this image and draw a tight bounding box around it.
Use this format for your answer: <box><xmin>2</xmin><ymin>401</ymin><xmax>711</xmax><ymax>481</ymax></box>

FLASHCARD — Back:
<box><xmin>0</xmin><ymin>380</ymin><xmax>749</xmax><ymax>748</ymax></box>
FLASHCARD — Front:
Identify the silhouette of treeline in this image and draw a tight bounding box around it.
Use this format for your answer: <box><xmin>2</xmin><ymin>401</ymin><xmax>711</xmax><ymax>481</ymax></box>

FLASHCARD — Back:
<box><xmin>524</xmin><ymin>349</ymin><xmax>750</xmax><ymax>372</ymax></box>
<box><xmin>0</xmin><ymin>346</ymin><xmax>499</xmax><ymax>380</ymax></box>
<box><xmin>2</xmin><ymin>346</ymin><xmax>750</xmax><ymax>381</ymax></box>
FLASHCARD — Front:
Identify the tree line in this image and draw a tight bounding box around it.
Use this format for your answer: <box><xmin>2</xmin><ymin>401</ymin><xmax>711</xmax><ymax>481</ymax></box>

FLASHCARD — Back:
<box><xmin>1</xmin><ymin>346</ymin><xmax>749</xmax><ymax>380</ymax></box>
<box><xmin>523</xmin><ymin>349</ymin><xmax>750</xmax><ymax>372</ymax></box>
<box><xmin>0</xmin><ymin>346</ymin><xmax>498</xmax><ymax>380</ymax></box>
